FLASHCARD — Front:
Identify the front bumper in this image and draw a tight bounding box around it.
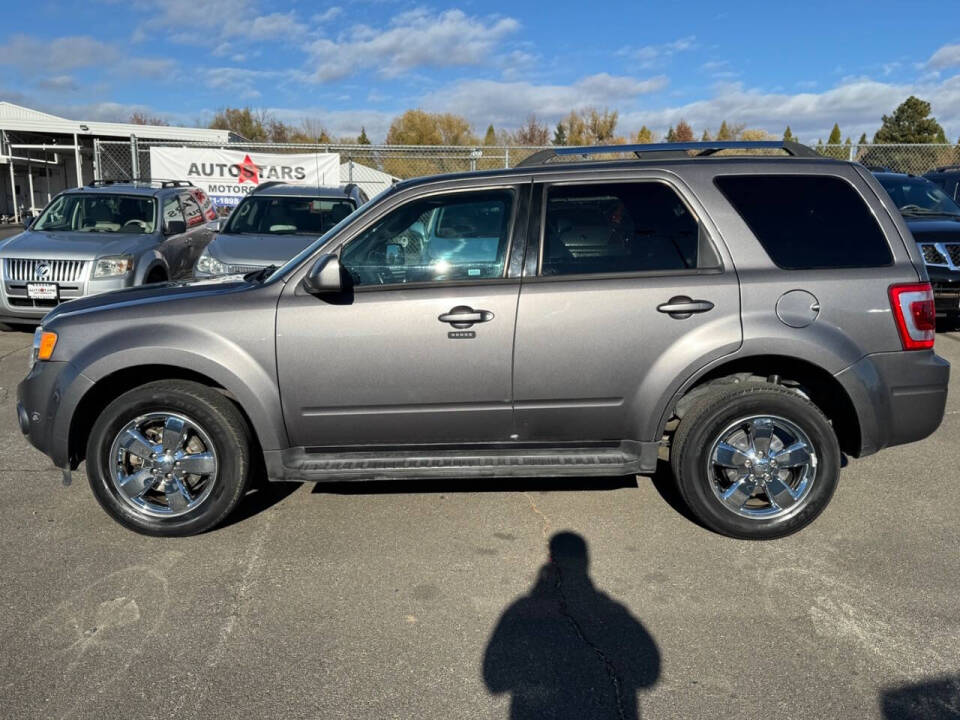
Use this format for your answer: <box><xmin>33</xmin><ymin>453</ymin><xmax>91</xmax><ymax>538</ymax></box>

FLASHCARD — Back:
<box><xmin>16</xmin><ymin>360</ymin><xmax>92</xmax><ymax>469</ymax></box>
<box><xmin>1</xmin><ymin>268</ymin><xmax>132</xmax><ymax>323</ymax></box>
<box><xmin>926</xmin><ymin>267</ymin><xmax>960</xmax><ymax>316</ymax></box>
<box><xmin>836</xmin><ymin>349</ymin><xmax>949</xmax><ymax>456</ymax></box>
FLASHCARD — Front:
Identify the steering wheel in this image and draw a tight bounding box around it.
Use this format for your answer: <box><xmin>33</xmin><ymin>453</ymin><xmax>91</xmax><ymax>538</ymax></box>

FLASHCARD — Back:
<box><xmin>122</xmin><ymin>219</ymin><xmax>148</xmax><ymax>231</ymax></box>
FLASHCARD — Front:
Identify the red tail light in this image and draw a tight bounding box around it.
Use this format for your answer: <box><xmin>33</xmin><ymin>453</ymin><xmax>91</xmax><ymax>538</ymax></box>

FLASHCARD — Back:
<box><xmin>889</xmin><ymin>283</ymin><xmax>936</xmax><ymax>350</ymax></box>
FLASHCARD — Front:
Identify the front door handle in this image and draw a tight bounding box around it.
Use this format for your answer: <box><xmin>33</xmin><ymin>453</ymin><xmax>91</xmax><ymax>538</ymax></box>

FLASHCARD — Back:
<box><xmin>438</xmin><ymin>305</ymin><xmax>495</xmax><ymax>328</ymax></box>
<box><xmin>657</xmin><ymin>296</ymin><xmax>715</xmax><ymax>319</ymax></box>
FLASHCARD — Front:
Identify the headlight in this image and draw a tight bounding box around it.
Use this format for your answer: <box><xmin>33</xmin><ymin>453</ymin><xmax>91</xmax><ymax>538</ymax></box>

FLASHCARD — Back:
<box><xmin>93</xmin><ymin>255</ymin><xmax>134</xmax><ymax>278</ymax></box>
<box><xmin>196</xmin><ymin>250</ymin><xmax>228</xmax><ymax>276</ymax></box>
<box><xmin>29</xmin><ymin>327</ymin><xmax>57</xmax><ymax>370</ymax></box>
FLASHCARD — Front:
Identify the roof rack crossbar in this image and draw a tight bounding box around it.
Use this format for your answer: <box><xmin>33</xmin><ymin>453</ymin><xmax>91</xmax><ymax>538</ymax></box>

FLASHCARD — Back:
<box><xmin>86</xmin><ymin>178</ymin><xmax>194</xmax><ymax>189</ymax></box>
<box><xmin>515</xmin><ymin>140</ymin><xmax>821</xmax><ymax>168</ymax></box>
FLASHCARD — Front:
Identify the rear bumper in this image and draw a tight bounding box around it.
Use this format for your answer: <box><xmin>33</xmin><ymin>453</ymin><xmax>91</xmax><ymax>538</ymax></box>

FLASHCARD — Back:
<box><xmin>836</xmin><ymin>350</ymin><xmax>949</xmax><ymax>456</ymax></box>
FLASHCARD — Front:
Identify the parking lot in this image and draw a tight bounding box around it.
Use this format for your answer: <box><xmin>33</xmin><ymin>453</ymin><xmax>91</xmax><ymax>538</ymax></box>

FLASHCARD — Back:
<box><xmin>0</xmin><ymin>319</ymin><xmax>957</xmax><ymax>719</ymax></box>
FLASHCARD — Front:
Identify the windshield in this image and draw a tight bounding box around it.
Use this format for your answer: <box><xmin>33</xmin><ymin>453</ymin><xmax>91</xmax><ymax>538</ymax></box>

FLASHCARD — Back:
<box><xmin>263</xmin><ymin>185</ymin><xmax>394</xmax><ymax>283</ymax></box>
<box><xmin>34</xmin><ymin>193</ymin><xmax>157</xmax><ymax>233</ymax></box>
<box><xmin>877</xmin><ymin>176</ymin><xmax>960</xmax><ymax>217</ymax></box>
<box><xmin>223</xmin><ymin>195</ymin><xmax>356</xmax><ymax>236</ymax></box>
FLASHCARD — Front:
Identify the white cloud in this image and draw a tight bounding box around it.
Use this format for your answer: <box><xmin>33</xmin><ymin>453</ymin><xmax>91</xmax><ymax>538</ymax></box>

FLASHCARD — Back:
<box><xmin>0</xmin><ymin>35</ymin><xmax>117</xmax><ymax>73</ymax></box>
<box><xmin>421</xmin><ymin>73</ymin><xmax>667</xmax><ymax>127</ymax></box>
<box><xmin>306</xmin><ymin>9</ymin><xmax>520</xmax><ymax>82</ymax></box>
<box><xmin>928</xmin><ymin>44</ymin><xmax>960</xmax><ymax>70</ymax></box>
<box><xmin>620</xmin><ymin>36</ymin><xmax>696</xmax><ymax>68</ymax></box>
<box><xmin>268</xmin><ymin>106</ymin><xmax>394</xmax><ymax>142</ymax></box>
<box><xmin>618</xmin><ymin>75</ymin><xmax>960</xmax><ymax>142</ymax></box>
<box><xmin>128</xmin><ymin>0</ymin><xmax>308</xmax><ymax>45</ymax></box>
<box><xmin>312</xmin><ymin>7</ymin><xmax>343</xmax><ymax>23</ymax></box>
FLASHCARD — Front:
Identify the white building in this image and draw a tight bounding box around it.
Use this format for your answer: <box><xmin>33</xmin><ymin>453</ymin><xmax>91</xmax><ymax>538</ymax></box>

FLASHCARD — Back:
<box><xmin>340</xmin><ymin>160</ymin><xmax>399</xmax><ymax>198</ymax></box>
<box><xmin>0</xmin><ymin>102</ymin><xmax>236</xmax><ymax>222</ymax></box>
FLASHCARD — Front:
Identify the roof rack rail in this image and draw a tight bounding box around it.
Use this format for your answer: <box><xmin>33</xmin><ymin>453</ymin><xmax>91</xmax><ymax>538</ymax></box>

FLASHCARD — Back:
<box><xmin>515</xmin><ymin>140</ymin><xmax>821</xmax><ymax>168</ymax></box>
<box><xmin>251</xmin><ymin>181</ymin><xmax>285</xmax><ymax>194</ymax></box>
<box><xmin>86</xmin><ymin>178</ymin><xmax>194</xmax><ymax>189</ymax></box>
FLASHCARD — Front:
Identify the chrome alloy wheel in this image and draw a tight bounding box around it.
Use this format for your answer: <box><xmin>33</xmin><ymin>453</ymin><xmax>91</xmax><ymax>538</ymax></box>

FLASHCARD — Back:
<box><xmin>108</xmin><ymin>412</ymin><xmax>219</xmax><ymax>518</ymax></box>
<box><xmin>707</xmin><ymin>415</ymin><xmax>817</xmax><ymax>520</ymax></box>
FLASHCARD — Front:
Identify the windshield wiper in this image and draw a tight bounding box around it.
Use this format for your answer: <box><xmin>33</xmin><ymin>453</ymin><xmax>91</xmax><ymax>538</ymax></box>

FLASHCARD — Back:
<box><xmin>244</xmin><ymin>265</ymin><xmax>278</xmax><ymax>283</ymax></box>
<box><xmin>902</xmin><ymin>208</ymin><xmax>960</xmax><ymax>218</ymax></box>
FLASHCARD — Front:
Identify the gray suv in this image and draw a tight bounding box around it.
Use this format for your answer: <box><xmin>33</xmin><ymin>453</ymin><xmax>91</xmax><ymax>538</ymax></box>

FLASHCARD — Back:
<box><xmin>195</xmin><ymin>183</ymin><xmax>368</xmax><ymax>278</ymax></box>
<box><xmin>0</xmin><ymin>180</ymin><xmax>218</xmax><ymax>326</ymax></box>
<box><xmin>16</xmin><ymin>141</ymin><xmax>950</xmax><ymax>539</ymax></box>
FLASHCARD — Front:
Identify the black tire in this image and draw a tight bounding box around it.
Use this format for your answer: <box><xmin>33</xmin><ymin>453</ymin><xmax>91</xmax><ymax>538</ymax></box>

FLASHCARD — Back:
<box><xmin>670</xmin><ymin>382</ymin><xmax>840</xmax><ymax>540</ymax></box>
<box><xmin>86</xmin><ymin>380</ymin><xmax>252</xmax><ymax>536</ymax></box>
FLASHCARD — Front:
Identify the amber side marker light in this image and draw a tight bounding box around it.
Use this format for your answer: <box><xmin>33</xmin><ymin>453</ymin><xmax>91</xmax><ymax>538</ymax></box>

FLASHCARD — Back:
<box><xmin>37</xmin><ymin>331</ymin><xmax>58</xmax><ymax>360</ymax></box>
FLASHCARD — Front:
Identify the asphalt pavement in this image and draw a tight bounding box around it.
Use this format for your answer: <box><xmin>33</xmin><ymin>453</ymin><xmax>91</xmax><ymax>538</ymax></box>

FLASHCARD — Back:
<box><xmin>0</xmin><ymin>322</ymin><xmax>958</xmax><ymax>720</ymax></box>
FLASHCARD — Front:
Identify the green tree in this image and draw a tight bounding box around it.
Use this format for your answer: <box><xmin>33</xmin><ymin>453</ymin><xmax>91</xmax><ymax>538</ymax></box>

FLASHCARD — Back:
<box><xmin>209</xmin><ymin>107</ymin><xmax>270</xmax><ymax>141</ymax></box>
<box><xmin>674</xmin><ymin>119</ymin><xmax>694</xmax><ymax>142</ymax></box>
<box><xmin>665</xmin><ymin>126</ymin><xmax>677</xmax><ymax>142</ymax></box>
<box><xmin>483</xmin><ymin>124</ymin><xmax>497</xmax><ymax>146</ymax></box>
<box><xmin>563</xmin><ymin>108</ymin><xmax>619</xmax><ymax>145</ymax></box>
<box><xmin>552</xmin><ymin>122</ymin><xmax>567</xmax><ymax>146</ymax></box>
<box><xmin>357</xmin><ymin>127</ymin><xmax>371</xmax><ymax>145</ymax></box>
<box><xmin>858</xmin><ymin>132</ymin><xmax>868</xmax><ymax>145</ymax></box>
<box><xmin>715</xmin><ymin>120</ymin><xmax>744</xmax><ymax>141</ymax></box>
<box><xmin>873</xmin><ymin>96</ymin><xmax>946</xmax><ymax>143</ymax></box>
<box><xmin>827</xmin><ymin>123</ymin><xmax>842</xmax><ymax>144</ymax></box>
<box><xmin>783</xmin><ymin>126</ymin><xmax>796</xmax><ymax>142</ymax></box>
<box><xmin>701</xmin><ymin>129</ymin><xmax>712</xmax><ymax>142</ymax></box>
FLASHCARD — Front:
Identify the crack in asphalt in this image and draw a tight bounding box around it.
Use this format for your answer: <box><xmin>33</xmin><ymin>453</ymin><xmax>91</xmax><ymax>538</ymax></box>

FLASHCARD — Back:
<box><xmin>521</xmin><ymin>492</ymin><xmax>628</xmax><ymax>720</ymax></box>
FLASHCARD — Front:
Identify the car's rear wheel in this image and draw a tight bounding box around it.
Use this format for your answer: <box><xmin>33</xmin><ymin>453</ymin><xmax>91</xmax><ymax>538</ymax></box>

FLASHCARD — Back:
<box><xmin>86</xmin><ymin>380</ymin><xmax>251</xmax><ymax>536</ymax></box>
<box><xmin>670</xmin><ymin>382</ymin><xmax>840</xmax><ymax>540</ymax></box>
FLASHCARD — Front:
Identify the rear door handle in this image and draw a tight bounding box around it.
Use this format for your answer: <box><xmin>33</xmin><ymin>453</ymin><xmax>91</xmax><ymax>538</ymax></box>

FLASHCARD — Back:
<box><xmin>657</xmin><ymin>296</ymin><xmax>715</xmax><ymax>319</ymax></box>
<box><xmin>438</xmin><ymin>305</ymin><xmax>494</xmax><ymax>328</ymax></box>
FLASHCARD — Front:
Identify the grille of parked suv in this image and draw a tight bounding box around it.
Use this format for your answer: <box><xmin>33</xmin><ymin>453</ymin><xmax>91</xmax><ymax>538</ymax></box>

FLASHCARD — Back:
<box><xmin>3</xmin><ymin>259</ymin><xmax>88</xmax><ymax>282</ymax></box>
<box><xmin>947</xmin><ymin>244</ymin><xmax>960</xmax><ymax>267</ymax></box>
<box><xmin>920</xmin><ymin>244</ymin><xmax>948</xmax><ymax>265</ymax></box>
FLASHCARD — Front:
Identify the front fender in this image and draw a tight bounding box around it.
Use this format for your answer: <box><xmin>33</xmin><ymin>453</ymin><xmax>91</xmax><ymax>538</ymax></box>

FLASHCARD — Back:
<box><xmin>133</xmin><ymin>249</ymin><xmax>168</xmax><ymax>284</ymax></box>
<box><xmin>61</xmin><ymin>322</ymin><xmax>286</xmax><ymax>454</ymax></box>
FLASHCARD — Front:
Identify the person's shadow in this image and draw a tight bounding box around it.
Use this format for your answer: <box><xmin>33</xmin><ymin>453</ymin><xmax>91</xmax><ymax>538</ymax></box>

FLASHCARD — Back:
<box><xmin>483</xmin><ymin>532</ymin><xmax>660</xmax><ymax>719</ymax></box>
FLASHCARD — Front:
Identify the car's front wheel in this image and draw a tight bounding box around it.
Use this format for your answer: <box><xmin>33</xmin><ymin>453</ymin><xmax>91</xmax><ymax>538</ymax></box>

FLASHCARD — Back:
<box><xmin>671</xmin><ymin>381</ymin><xmax>840</xmax><ymax>540</ymax></box>
<box><xmin>86</xmin><ymin>380</ymin><xmax>252</xmax><ymax>536</ymax></box>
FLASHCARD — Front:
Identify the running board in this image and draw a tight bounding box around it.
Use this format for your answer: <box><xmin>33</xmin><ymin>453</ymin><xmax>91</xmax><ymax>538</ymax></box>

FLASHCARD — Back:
<box><xmin>264</xmin><ymin>442</ymin><xmax>659</xmax><ymax>483</ymax></box>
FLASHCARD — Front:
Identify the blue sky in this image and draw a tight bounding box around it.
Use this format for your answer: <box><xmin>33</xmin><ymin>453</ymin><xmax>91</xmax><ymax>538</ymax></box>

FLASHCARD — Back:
<box><xmin>1</xmin><ymin>0</ymin><xmax>959</xmax><ymax>143</ymax></box>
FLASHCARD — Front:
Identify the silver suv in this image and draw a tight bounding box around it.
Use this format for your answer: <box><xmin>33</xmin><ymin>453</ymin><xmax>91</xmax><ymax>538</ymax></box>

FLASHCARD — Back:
<box><xmin>0</xmin><ymin>180</ymin><xmax>218</xmax><ymax>326</ymax></box>
<box><xmin>16</xmin><ymin>141</ymin><xmax>950</xmax><ymax>539</ymax></box>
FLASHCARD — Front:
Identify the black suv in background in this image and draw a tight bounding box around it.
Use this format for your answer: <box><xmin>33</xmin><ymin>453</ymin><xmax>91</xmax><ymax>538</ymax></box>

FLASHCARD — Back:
<box><xmin>873</xmin><ymin>171</ymin><xmax>960</xmax><ymax>321</ymax></box>
<box><xmin>925</xmin><ymin>165</ymin><xmax>960</xmax><ymax>203</ymax></box>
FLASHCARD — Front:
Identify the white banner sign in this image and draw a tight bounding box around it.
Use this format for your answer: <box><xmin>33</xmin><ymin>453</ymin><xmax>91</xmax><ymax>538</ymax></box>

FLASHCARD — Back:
<box><xmin>149</xmin><ymin>147</ymin><xmax>340</xmax><ymax>208</ymax></box>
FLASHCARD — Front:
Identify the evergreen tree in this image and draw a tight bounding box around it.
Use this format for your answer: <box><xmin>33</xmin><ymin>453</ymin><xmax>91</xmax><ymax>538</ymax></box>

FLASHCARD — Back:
<box><xmin>635</xmin><ymin>125</ymin><xmax>654</xmax><ymax>143</ymax></box>
<box><xmin>552</xmin><ymin>122</ymin><xmax>567</xmax><ymax>146</ymax></box>
<box><xmin>873</xmin><ymin>96</ymin><xmax>946</xmax><ymax>143</ymax></box>
<box><xmin>827</xmin><ymin>123</ymin><xmax>842</xmax><ymax>144</ymax></box>
<box><xmin>716</xmin><ymin>121</ymin><xmax>734</xmax><ymax>141</ymax></box>
<box><xmin>783</xmin><ymin>126</ymin><xmax>796</xmax><ymax>142</ymax></box>
<box><xmin>858</xmin><ymin>132</ymin><xmax>868</xmax><ymax>145</ymax></box>
<box><xmin>484</xmin><ymin>124</ymin><xmax>497</xmax><ymax>146</ymax></box>
<box><xmin>356</xmin><ymin>127</ymin><xmax>371</xmax><ymax>145</ymax></box>
<box><xmin>701</xmin><ymin>129</ymin><xmax>712</xmax><ymax>142</ymax></box>
<box><xmin>665</xmin><ymin>126</ymin><xmax>678</xmax><ymax>142</ymax></box>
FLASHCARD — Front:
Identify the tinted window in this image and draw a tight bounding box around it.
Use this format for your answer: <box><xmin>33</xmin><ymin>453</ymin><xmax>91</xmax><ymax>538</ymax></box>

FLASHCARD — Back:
<box><xmin>162</xmin><ymin>195</ymin><xmax>184</xmax><ymax>231</ymax></box>
<box><xmin>875</xmin><ymin>175</ymin><xmax>960</xmax><ymax>217</ymax></box>
<box><xmin>224</xmin><ymin>195</ymin><xmax>356</xmax><ymax>235</ymax></box>
<box><xmin>541</xmin><ymin>182</ymin><xmax>717</xmax><ymax>276</ymax></box>
<box><xmin>341</xmin><ymin>190</ymin><xmax>513</xmax><ymax>286</ymax></box>
<box><xmin>715</xmin><ymin>175</ymin><xmax>892</xmax><ymax>269</ymax></box>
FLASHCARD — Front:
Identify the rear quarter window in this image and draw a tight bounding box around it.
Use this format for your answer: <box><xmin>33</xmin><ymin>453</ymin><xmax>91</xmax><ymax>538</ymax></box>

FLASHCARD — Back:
<box><xmin>714</xmin><ymin>174</ymin><xmax>892</xmax><ymax>269</ymax></box>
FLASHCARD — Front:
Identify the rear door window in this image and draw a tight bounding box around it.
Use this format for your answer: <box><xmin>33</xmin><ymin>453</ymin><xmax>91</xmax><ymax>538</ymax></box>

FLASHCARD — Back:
<box><xmin>715</xmin><ymin>175</ymin><xmax>892</xmax><ymax>269</ymax></box>
<box><xmin>540</xmin><ymin>181</ymin><xmax>720</xmax><ymax>276</ymax></box>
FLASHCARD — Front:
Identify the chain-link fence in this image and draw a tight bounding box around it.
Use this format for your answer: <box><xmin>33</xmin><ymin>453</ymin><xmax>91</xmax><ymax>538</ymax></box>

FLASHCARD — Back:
<box><xmin>94</xmin><ymin>138</ymin><xmax>960</xmax><ymax>185</ymax></box>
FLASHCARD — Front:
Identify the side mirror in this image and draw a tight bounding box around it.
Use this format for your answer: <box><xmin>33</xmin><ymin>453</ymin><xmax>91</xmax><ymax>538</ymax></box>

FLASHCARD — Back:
<box><xmin>302</xmin><ymin>254</ymin><xmax>343</xmax><ymax>294</ymax></box>
<box><xmin>165</xmin><ymin>219</ymin><xmax>186</xmax><ymax>235</ymax></box>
